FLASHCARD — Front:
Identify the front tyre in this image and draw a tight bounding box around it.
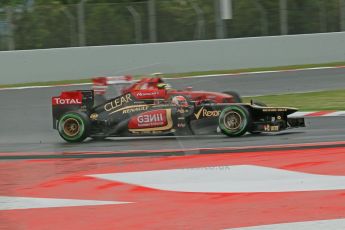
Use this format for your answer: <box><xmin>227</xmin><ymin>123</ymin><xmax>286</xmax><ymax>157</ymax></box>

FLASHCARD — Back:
<box><xmin>58</xmin><ymin>111</ymin><xmax>90</xmax><ymax>143</ymax></box>
<box><xmin>219</xmin><ymin>105</ymin><xmax>251</xmax><ymax>137</ymax></box>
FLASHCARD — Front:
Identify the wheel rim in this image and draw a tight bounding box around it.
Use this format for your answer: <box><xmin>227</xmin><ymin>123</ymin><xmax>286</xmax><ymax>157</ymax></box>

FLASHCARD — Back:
<box><xmin>224</xmin><ymin>111</ymin><xmax>242</xmax><ymax>131</ymax></box>
<box><xmin>63</xmin><ymin>118</ymin><xmax>81</xmax><ymax>137</ymax></box>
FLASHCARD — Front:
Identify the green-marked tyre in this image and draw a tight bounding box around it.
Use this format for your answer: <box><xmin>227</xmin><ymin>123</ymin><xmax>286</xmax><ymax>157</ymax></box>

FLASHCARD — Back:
<box><xmin>219</xmin><ymin>105</ymin><xmax>251</xmax><ymax>137</ymax></box>
<box><xmin>58</xmin><ymin>111</ymin><xmax>90</xmax><ymax>143</ymax></box>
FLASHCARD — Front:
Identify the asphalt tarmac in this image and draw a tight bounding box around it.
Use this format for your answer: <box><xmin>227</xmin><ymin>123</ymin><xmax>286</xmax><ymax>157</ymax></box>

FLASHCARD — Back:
<box><xmin>1</xmin><ymin>67</ymin><xmax>345</xmax><ymax>153</ymax></box>
<box><xmin>168</xmin><ymin>67</ymin><xmax>345</xmax><ymax>95</ymax></box>
<box><xmin>2</xmin><ymin>67</ymin><xmax>345</xmax><ymax>229</ymax></box>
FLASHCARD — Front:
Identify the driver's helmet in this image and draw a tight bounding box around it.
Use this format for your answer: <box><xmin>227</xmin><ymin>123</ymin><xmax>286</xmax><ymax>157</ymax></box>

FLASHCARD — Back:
<box><xmin>171</xmin><ymin>95</ymin><xmax>188</xmax><ymax>107</ymax></box>
<box><xmin>157</xmin><ymin>83</ymin><xmax>171</xmax><ymax>90</ymax></box>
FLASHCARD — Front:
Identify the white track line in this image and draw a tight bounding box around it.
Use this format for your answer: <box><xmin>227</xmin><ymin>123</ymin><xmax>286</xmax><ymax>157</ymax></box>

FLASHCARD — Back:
<box><xmin>0</xmin><ymin>83</ymin><xmax>92</xmax><ymax>91</ymax></box>
<box><xmin>1</xmin><ymin>65</ymin><xmax>344</xmax><ymax>91</ymax></box>
<box><xmin>163</xmin><ymin>66</ymin><xmax>342</xmax><ymax>80</ymax></box>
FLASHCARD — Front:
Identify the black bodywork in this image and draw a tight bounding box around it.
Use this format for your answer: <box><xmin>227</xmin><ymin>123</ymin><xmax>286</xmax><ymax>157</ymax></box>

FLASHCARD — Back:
<box><xmin>52</xmin><ymin>90</ymin><xmax>305</xmax><ymax>140</ymax></box>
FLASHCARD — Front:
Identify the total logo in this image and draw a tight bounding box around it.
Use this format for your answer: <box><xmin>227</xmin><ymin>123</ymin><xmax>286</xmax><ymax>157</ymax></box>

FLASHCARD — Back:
<box><xmin>53</xmin><ymin>98</ymin><xmax>82</xmax><ymax>105</ymax></box>
<box><xmin>194</xmin><ymin>107</ymin><xmax>221</xmax><ymax>119</ymax></box>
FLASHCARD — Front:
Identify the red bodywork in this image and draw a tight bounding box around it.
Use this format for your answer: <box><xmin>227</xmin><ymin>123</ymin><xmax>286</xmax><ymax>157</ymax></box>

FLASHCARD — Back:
<box><xmin>93</xmin><ymin>77</ymin><xmax>236</xmax><ymax>104</ymax></box>
<box><xmin>122</xmin><ymin>77</ymin><xmax>235</xmax><ymax>103</ymax></box>
<box><xmin>128</xmin><ymin>109</ymin><xmax>169</xmax><ymax>130</ymax></box>
<box><xmin>122</xmin><ymin>77</ymin><xmax>236</xmax><ymax>103</ymax></box>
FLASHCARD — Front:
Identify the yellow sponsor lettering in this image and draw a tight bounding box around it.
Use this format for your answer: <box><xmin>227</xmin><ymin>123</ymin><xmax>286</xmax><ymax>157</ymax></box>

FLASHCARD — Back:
<box><xmin>202</xmin><ymin>109</ymin><xmax>220</xmax><ymax>117</ymax></box>
<box><xmin>264</xmin><ymin>125</ymin><xmax>279</xmax><ymax>131</ymax></box>
<box><xmin>263</xmin><ymin>108</ymin><xmax>288</xmax><ymax>112</ymax></box>
<box><xmin>271</xmin><ymin>126</ymin><xmax>279</xmax><ymax>131</ymax></box>
<box><xmin>104</xmin><ymin>94</ymin><xmax>133</xmax><ymax>112</ymax></box>
<box><xmin>194</xmin><ymin>107</ymin><xmax>221</xmax><ymax>119</ymax></box>
<box><xmin>122</xmin><ymin>105</ymin><xmax>148</xmax><ymax>114</ymax></box>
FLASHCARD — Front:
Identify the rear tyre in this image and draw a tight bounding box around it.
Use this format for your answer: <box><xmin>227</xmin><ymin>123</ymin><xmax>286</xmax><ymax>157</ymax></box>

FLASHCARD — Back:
<box><xmin>58</xmin><ymin>111</ymin><xmax>90</xmax><ymax>143</ymax></box>
<box><xmin>222</xmin><ymin>91</ymin><xmax>242</xmax><ymax>103</ymax></box>
<box><xmin>219</xmin><ymin>105</ymin><xmax>251</xmax><ymax>137</ymax></box>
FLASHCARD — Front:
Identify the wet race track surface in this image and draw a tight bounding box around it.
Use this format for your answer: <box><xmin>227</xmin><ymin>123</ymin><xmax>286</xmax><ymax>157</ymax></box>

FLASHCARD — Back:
<box><xmin>1</xmin><ymin>67</ymin><xmax>345</xmax><ymax>229</ymax></box>
<box><xmin>1</xmin><ymin>67</ymin><xmax>345</xmax><ymax>153</ymax></box>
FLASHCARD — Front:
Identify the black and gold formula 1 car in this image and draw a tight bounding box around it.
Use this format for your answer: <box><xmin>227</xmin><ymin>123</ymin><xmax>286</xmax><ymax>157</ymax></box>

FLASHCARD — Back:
<box><xmin>52</xmin><ymin>90</ymin><xmax>305</xmax><ymax>143</ymax></box>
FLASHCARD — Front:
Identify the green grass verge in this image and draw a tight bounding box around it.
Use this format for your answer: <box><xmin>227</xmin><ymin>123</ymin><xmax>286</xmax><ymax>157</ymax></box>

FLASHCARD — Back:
<box><xmin>164</xmin><ymin>61</ymin><xmax>345</xmax><ymax>78</ymax></box>
<box><xmin>244</xmin><ymin>89</ymin><xmax>345</xmax><ymax>111</ymax></box>
<box><xmin>1</xmin><ymin>61</ymin><xmax>345</xmax><ymax>89</ymax></box>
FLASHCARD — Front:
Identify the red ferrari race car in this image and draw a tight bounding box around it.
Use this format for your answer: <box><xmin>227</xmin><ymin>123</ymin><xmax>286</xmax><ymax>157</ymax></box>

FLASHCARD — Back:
<box><xmin>92</xmin><ymin>75</ymin><xmax>242</xmax><ymax>105</ymax></box>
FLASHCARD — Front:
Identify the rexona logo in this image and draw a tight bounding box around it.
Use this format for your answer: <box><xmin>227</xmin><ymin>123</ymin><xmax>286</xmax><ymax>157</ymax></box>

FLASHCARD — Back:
<box><xmin>128</xmin><ymin>109</ymin><xmax>168</xmax><ymax>129</ymax></box>
<box><xmin>194</xmin><ymin>107</ymin><xmax>221</xmax><ymax>119</ymax></box>
<box><xmin>104</xmin><ymin>94</ymin><xmax>133</xmax><ymax>112</ymax></box>
<box><xmin>53</xmin><ymin>98</ymin><xmax>82</xmax><ymax>105</ymax></box>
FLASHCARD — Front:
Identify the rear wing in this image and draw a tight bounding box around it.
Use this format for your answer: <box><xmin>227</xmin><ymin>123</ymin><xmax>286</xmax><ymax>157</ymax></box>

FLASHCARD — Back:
<box><xmin>52</xmin><ymin>90</ymin><xmax>94</xmax><ymax>129</ymax></box>
<box><xmin>92</xmin><ymin>75</ymin><xmax>134</xmax><ymax>95</ymax></box>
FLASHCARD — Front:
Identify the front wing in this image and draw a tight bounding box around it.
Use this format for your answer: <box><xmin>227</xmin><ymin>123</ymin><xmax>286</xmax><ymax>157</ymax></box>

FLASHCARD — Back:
<box><xmin>251</xmin><ymin>117</ymin><xmax>305</xmax><ymax>132</ymax></box>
